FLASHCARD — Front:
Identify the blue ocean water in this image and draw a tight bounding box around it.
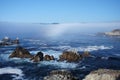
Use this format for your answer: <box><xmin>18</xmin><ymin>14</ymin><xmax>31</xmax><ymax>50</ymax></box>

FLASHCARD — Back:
<box><xmin>0</xmin><ymin>34</ymin><xmax>120</xmax><ymax>80</ymax></box>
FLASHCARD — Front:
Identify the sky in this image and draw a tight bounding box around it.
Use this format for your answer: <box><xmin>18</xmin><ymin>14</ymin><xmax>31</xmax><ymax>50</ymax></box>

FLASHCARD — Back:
<box><xmin>0</xmin><ymin>0</ymin><xmax>120</xmax><ymax>23</ymax></box>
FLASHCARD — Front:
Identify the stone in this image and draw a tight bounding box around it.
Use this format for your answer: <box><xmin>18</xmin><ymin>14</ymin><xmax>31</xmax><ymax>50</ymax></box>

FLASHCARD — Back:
<box><xmin>82</xmin><ymin>51</ymin><xmax>91</xmax><ymax>58</ymax></box>
<box><xmin>30</xmin><ymin>52</ymin><xmax>44</xmax><ymax>62</ymax></box>
<box><xmin>44</xmin><ymin>55</ymin><xmax>55</xmax><ymax>61</ymax></box>
<box><xmin>44</xmin><ymin>70</ymin><xmax>78</xmax><ymax>80</ymax></box>
<box><xmin>59</xmin><ymin>51</ymin><xmax>82</xmax><ymax>62</ymax></box>
<box><xmin>83</xmin><ymin>69</ymin><xmax>120</xmax><ymax>80</ymax></box>
<box><xmin>9</xmin><ymin>46</ymin><xmax>32</xmax><ymax>58</ymax></box>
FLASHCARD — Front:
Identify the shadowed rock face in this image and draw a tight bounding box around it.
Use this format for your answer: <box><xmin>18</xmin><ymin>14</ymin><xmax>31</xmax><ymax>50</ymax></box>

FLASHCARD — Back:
<box><xmin>59</xmin><ymin>51</ymin><xmax>82</xmax><ymax>62</ymax></box>
<box><xmin>44</xmin><ymin>70</ymin><xmax>78</xmax><ymax>80</ymax></box>
<box><xmin>30</xmin><ymin>52</ymin><xmax>44</xmax><ymax>62</ymax></box>
<box><xmin>83</xmin><ymin>69</ymin><xmax>120</xmax><ymax>80</ymax></box>
<box><xmin>44</xmin><ymin>55</ymin><xmax>55</xmax><ymax>61</ymax></box>
<box><xmin>9</xmin><ymin>46</ymin><xmax>32</xmax><ymax>58</ymax></box>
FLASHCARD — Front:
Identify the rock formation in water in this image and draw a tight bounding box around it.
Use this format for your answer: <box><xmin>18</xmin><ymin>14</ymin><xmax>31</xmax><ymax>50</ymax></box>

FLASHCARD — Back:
<box><xmin>44</xmin><ymin>70</ymin><xmax>78</xmax><ymax>80</ymax></box>
<box><xmin>105</xmin><ymin>29</ymin><xmax>120</xmax><ymax>36</ymax></box>
<box><xmin>44</xmin><ymin>55</ymin><xmax>55</xmax><ymax>61</ymax></box>
<box><xmin>83</xmin><ymin>69</ymin><xmax>120</xmax><ymax>80</ymax></box>
<box><xmin>59</xmin><ymin>51</ymin><xmax>82</xmax><ymax>62</ymax></box>
<box><xmin>9</xmin><ymin>46</ymin><xmax>32</xmax><ymax>58</ymax></box>
<box><xmin>0</xmin><ymin>37</ymin><xmax>19</xmax><ymax>46</ymax></box>
<box><xmin>30</xmin><ymin>52</ymin><xmax>44</xmax><ymax>62</ymax></box>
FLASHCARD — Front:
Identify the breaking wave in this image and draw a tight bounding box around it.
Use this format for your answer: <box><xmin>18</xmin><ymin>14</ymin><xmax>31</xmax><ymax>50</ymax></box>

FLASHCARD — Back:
<box><xmin>0</xmin><ymin>67</ymin><xmax>24</xmax><ymax>80</ymax></box>
<box><xmin>51</xmin><ymin>45</ymin><xmax>113</xmax><ymax>52</ymax></box>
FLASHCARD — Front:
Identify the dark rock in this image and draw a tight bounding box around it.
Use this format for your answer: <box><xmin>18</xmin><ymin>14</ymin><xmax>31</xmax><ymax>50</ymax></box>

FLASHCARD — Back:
<box><xmin>59</xmin><ymin>51</ymin><xmax>82</xmax><ymax>62</ymax></box>
<box><xmin>44</xmin><ymin>70</ymin><xmax>79</xmax><ymax>80</ymax></box>
<box><xmin>44</xmin><ymin>55</ymin><xmax>55</xmax><ymax>61</ymax></box>
<box><xmin>30</xmin><ymin>52</ymin><xmax>44</xmax><ymax>62</ymax></box>
<box><xmin>83</xmin><ymin>69</ymin><xmax>120</xmax><ymax>80</ymax></box>
<box><xmin>9</xmin><ymin>46</ymin><xmax>32</xmax><ymax>58</ymax></box>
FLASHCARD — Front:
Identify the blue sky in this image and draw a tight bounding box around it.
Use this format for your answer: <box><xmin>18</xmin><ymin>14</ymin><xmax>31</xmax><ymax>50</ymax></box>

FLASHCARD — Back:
<box><xmin>0</xmin><ymin>0</ymin><xmax>120</xmax><ymax>23</ymax></box>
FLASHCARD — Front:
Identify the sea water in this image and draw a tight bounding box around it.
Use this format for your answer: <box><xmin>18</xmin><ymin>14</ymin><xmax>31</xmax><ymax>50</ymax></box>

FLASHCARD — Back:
<box><xmin>0</xmin><ymin>34</ymin><xmax>120</xmax><ymax>80</ymax></box>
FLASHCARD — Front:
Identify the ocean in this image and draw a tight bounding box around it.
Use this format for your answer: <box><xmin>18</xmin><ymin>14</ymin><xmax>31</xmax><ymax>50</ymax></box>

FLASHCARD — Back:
<box><xmin>0</xmin><ymin>34</ymin><xmax>120</xmax><ymax>80</ymax></box>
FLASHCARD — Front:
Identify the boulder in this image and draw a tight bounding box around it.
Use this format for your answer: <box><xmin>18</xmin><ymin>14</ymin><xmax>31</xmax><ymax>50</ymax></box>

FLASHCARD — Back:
<box><xmin>83</xmin><ymin>69</ymin><xmax>120</xmax><ymax>80</ymax></box>
<box><xmin>44</xmin><ymin>70</ymin><xmax>78</xmax><ymax>80</ymax></box>
<box><xmin>9</xmin><ymin>46</ymin><xmax>32</xmax><ymax>58</ymax></box>
<box><xmin>30</xmin><ymin>52</ymin><xmax>44</xmax><ymax>62</ymax></box>
<box><xmin>44</xmin><ymin>55</ymin><xmax>55</xmax><ymax>61</ymax></box>
<box><xmin>59</xmin><ymin>51</ymin><xmax>82</xmax><ymax>62</ymax></box>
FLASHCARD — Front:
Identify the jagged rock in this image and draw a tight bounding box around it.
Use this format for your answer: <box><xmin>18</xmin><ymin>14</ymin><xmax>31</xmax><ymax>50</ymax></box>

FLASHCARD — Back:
<box><xmin>9</xmin><ymin>46</ymin><xmax>32</xmax><ymax>58</ymax></box>
<box><xmin>44</xmin><ymin>70</ymin><xmax>78</xmax><ymax>80</ymax></box>
<box><xmin>82</xmin><ymin>51</ymin><xmax>91</xmax><ymax>57</ymax></box>
<box><xmin>59</xmin><ymin>51</ymin><xmax>82</xmax><ymax>62</ymax></box>
<box><xmin>30</xmin><ymin>52</ymin><xmax>44</xmax><ymax>62</ymax></box>
<box><xmin>44</xmin><ymin>55</ymin><xmax>55</xmax><ymax>61</ymax></box>
<box><xmin>83</xmin><ymin>69</ymin><xmax>120</xmax><ymax>80</ymax></box>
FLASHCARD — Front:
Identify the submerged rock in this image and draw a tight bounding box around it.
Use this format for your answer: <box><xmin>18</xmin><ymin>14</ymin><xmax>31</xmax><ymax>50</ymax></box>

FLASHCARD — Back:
<box><xmin>82</xmin><ymin>51</ymin><xmax>91</xmax><ymax>58</ymax></box>
<box><xmin>30</xmin><ymin>52</ymin><xmax>44</xmax><ymax>62</ymax></box>
<box><xmin>44</xmin><ymin>55</ymin><xmax>55</xmax><ymax>61</ymax></box>
<box><xmin>44</xmin><ymin>70</ymin><xmax>78</xmax><ymax>80</ymax></box>
<box><xmin>83</xmin><ymin>69</ymin><xmax>120</xmax><ymax>80</ymax></box>
<box><xmin>59</xmin><ymin>51</ymin><xmax>82</xmax><ymax>62</ymax></box>
<box><xmin>9</xmin><ymin>46</ymin><xmax>32</xmax><ymax>58</ymax></box>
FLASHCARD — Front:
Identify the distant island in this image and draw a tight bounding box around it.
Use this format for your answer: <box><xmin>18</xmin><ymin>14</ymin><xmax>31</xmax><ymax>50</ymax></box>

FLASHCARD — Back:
<box><xmin>104</xmin><ymin>29</ymin><xmax>120</xmax><ymax>36</ymax></box>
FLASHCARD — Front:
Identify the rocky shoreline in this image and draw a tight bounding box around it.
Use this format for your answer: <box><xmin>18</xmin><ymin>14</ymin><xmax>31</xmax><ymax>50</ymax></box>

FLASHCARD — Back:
<box><xmin>8</xmin><ymin>46</ymin><xmax>120</xmax><ymax>80</ymax></box>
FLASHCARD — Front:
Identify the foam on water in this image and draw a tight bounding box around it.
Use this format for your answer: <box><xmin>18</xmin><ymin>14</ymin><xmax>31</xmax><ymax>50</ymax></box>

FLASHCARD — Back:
<box><xmin>0</xmin><ymin>67</ymin><xmax>24</xmax><ymax>80</ymax></box>
<box><xmin>38</xmin><ymin>61</ymin><xmax>78</xmax><ymax>69</ymax></box>
<box><xmin>52</xmin><ymin>45</ymin><xmax>113</xmax><ymax>52</ymax></box>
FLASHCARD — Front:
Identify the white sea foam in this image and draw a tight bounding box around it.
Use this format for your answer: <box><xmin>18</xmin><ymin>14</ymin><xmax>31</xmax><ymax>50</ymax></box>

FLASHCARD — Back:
<box><xmin>53</xmin><ymin>45</ymin><xmax>113</xmax><ymax>52</ymax></box>
<box><xmin>38</xmin><ymin>61</ymin><xmax>78</xmax><ymax>69</ymax></box>
<box><xmin>0</xmin><ymin>67</ymin><xmax>24</xmax><ymax>80</ymax></box>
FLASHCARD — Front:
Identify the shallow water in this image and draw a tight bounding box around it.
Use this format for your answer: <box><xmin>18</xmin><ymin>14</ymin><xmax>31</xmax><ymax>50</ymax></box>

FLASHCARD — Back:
<box><xmin>0</xmin><ymin>35</ymin><xmax>120</xmax><ymax>80</ymax></box>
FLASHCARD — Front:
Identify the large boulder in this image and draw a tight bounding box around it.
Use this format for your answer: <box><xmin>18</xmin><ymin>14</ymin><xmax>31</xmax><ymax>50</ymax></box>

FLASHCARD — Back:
<box><xmin>9</xmin><ymin>46</ymin><xmax>32</xmax><ymax>58</ymax></box>
<box><xmin>44</xmin><ymin>55</ymin><xmax>55</xmax><ymax>61</ymax></box>
<box><xmin>59</xmin><ymin>51</ymin><xmax>82</xmax><ymax>62</ymax></box>
<box><xmin>44</xmin><ymin>70</ymin><xmax>78</xmax><ymax>80</ymax></box>
<box><xmin>30</xmin><ymin>52</ymin><xmax>44</xmax><ymax>62</ymax></box>
<box><xmin>83</xmin><ymin>69</ymin><xmax>120</xmax><ymax>80</ymax></box>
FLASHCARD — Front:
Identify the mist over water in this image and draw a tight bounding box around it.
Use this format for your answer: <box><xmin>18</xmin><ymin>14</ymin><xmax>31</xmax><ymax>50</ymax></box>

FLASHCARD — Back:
<box><xmin>0</xmin><ymin>22</ymin><xmax>120</xmax><ymax>39</ymax></box>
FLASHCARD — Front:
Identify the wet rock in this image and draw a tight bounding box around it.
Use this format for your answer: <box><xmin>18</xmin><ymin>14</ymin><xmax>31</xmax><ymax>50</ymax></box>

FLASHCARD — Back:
<box><xmin>44</xmin><ymin>70</ymin><xmax>78</xmax><ymax>80</ymax></box>
<box><xmin>83</xmin><ymin>69</ymin><xmax>120</xmax><ymax>80</ymax></box>
<box><xmin>82</xmin><ymin>51</ymin><xmax>91</xmax><ymax>58</ymax></box>
<box><xmin>30</xmin><ymin>52</ymin><xmax>43</xmax><ymax>62</ymax></box>
<box><xmin>44</xmin><ymin>55</ymin><xmax>55</xmax><ymax>61</ymax></box>
<box><xmin>12</xmin><ymin>37</ymin><xmax>19</xmax><ymax>44</ymax></box>
<box><xmin>9</xmin><ymin>46</ymin><xmax>32</xmax><ymax>58</ymax></box>
<box><xmin>59</xmin><ymin>51</ymin><xmax>82</xmax><ymax>62</ymax></box>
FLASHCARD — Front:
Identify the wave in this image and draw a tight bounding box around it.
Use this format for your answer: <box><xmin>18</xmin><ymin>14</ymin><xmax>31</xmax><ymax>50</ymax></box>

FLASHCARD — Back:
<box><xmin>0</xmin><ymin>67</ymin><xmax>24</xmax><ymax>80</ymax></box>
<box><xmin>51</xmin><ymin>45</ymin><xmax>113</xmax><ymax>52</ymax></box>
<box><xmin>37</xmin><ymin>61</ymin><xmax>78</xmax><ymax>69</ymax></box>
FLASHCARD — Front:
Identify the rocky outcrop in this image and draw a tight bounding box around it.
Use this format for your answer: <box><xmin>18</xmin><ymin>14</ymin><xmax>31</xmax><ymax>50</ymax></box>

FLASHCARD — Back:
<box><xmin>59</xmin><ymin>51</ymin><xmax>82</xmax><ymax>62</ymax></box>
<box><xmin>82</xmin><ymin>51</ymin><xmax>91</xmax><ymax>57</ymax></box>
<box><xmin>83</xmin><ymin>69</ymin><xmax>120</xmax><ymax>80</ymax></box>
<box><xmin>0</xmin><ymin>37</ymin><xmax>19</xmax><ymax>46</ymax></box>
<box><xmin>44</xmin><ymin>70</ymin><xmax>78</xmax><ymax>80</ymax></box>
<box><xmin>105</xmin><ymin>29</ymin><xmax>120</xmax><ymax>36</ymax></box>
<box><xmin>9</xmin><ymin>46</ymin><xmax>32</xmax><ymax>58</ymax></box>
<box><xmin>44</xmin><ymin>55</ymin><xmax>55</xmax><ymax>61</ymax></box>
<box><xmin>30</xmin><ymin>52</ymin><xmax>44</xmax><ymax>62</ymax></box>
